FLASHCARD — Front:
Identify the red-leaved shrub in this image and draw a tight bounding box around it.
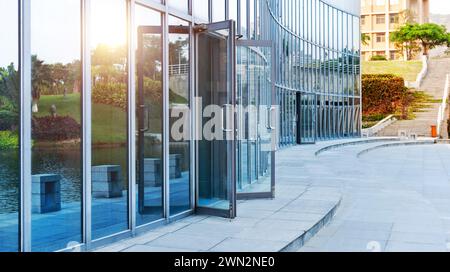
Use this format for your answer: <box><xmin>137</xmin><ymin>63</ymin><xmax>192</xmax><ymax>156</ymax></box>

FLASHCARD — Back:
<box><xmin>32</xmin><ymin>116</ymin><xmax>81</xmax><ymax>141</ymax></box>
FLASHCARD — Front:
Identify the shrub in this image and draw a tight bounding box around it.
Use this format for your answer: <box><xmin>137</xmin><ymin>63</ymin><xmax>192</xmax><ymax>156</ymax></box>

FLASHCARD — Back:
<box><xmin>362</xmin><ymin>74</ymin><xmax>407</xmax><ymax>115</ymax></box>
<box><xmin>0</xmin><ymin>96</ymin><xmax>18</xmax><ymax>130</ymax></box>
<box><xmin>92</xmin><ymin>79</ymin><xmax>163</xmax><ymax>110</ymax></box>
<box><xmin>92</xmin><ymin>82</ymin><xmax>127</xmax><ymax>110</ymax></box>
<box><xmin>370</xmin><ymin>55</ymin><xmax>388</xmax><ymax>61</ymax></box>
<box><xmin>0</xmin><ymin>131</ymin><xmax>18</xmax><ymax>150</ymax></box>
<box><xmin>32</xmin><ymin>116</ymin><xmax>81</xmax><ymax>141</ymax></box>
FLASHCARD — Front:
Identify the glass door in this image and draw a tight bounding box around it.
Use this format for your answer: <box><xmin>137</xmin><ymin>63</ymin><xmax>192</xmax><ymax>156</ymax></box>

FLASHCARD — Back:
<box><xmin>236</xmin><ymin>40</ymin><xmax>276</xmax><ymax>200</ymax></box>
<box><xmin>136</xmin><ymin>25</ymin><xmax>164</xmax><ymax>224</ymax></box>
<box><xmin>195</xmin><ymin>21</ymin><xmax>236</xmax><ymax>218</ymax></box>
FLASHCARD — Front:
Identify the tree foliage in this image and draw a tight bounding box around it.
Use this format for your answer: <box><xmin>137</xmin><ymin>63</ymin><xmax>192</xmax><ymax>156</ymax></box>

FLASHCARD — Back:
<box><xmin>391</xmin><ymin>23</ymin><xmax>450</xmax><ymax>58</ymax></box>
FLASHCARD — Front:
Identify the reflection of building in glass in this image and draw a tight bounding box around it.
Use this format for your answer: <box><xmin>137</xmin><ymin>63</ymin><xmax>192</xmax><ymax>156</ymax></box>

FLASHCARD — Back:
<box><xmin>361</xmin><ymin>0</ymin><xmax>430</xmax><ymax>60</ymax></box>
<box><xmin>0</xmin><ymin>0</ymin><xmax>360</xmax><ymax>252</ymax></box>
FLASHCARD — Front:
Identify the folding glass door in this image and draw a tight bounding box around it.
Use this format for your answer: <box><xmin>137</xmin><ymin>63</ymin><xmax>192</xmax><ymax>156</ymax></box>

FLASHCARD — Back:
<box><xmin>236</xmin><ymin>40</ymin><xmax>276</xmax><ymax>200</ymax></box>
<box><xmin>195</xmin><ymin>21</ymin><xmax>236</xmax><ymax>218</ymax></box>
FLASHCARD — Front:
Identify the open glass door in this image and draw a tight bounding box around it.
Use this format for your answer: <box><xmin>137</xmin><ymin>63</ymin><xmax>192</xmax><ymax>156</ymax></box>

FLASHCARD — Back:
<box><xmin>195</xmin><ymin>21</ymin><xmax>237</xmax><ymax>218</ymax></box>
<box><xmin>236</xmin><ymin>40</ymin><xmax>276</xmax><ymax>200</ymax></box>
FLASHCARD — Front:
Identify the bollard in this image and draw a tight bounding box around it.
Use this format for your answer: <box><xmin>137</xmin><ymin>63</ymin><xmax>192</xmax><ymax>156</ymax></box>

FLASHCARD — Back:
<box><xmin>431</xmin><ymin>125</ymin><xmax>437</xmax><ymax>138</ymax></box>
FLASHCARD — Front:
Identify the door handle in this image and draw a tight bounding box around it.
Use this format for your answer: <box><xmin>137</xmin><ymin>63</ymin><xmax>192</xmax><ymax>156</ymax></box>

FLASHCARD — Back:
<box><xmin>268</xmin><ymin>106</ymin><xmax>277</xmax><ymax>131</ymax></box>
<box><xmin>140</xmin><ymin>104</ymin><xmax>151</xmax><ymax>133</ymax></box>
<box><xmin>222</xmin><ymin>104</ymin><xmax>234</xmax><ymax>132</ymax></box>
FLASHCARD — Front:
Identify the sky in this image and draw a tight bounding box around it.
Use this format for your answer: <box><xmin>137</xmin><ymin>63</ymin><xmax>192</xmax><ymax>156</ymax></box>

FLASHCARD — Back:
<box><xmin>1</xmin><ymin>0</ymin><xmax>450</xmax><ymax>68</ymax></box>
<box><xmin>430</xmin><ymin>0</ymin><xmax>450</xmax><ymax>15</ymax></box>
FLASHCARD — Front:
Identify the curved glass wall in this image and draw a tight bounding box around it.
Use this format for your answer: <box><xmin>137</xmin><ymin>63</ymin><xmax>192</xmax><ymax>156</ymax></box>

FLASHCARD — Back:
<box><xmin>266</xmin><ymin>0</ymin><xmax>361</xmax><ymax>145</ymax></box>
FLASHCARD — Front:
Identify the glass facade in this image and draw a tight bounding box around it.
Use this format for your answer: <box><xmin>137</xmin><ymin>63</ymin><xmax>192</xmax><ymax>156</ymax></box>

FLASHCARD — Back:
<box><xmin>0</xmin><ymin>0</ymin><xmax>360</xmax><ymax>252</ymax></box>
<box><xmin>269</xmin><ymin>0</ymin><xmax>361</xmax><ymax>146</ymax></box>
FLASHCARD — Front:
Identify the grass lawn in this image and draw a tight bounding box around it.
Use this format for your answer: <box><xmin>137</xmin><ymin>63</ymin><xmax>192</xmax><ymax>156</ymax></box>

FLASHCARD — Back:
<box><xmin>362</xmin><ymin>60</ymin><xmax>422</xmax><ymax>82</ymax></box>
<box><xmin>36</xmin><ymin>93</ymin><xmax>127</xmax><ymax>144</ymax></box>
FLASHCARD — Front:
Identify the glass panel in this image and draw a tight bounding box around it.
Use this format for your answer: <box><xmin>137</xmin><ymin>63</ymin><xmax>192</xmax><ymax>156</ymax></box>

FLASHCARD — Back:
<box><xmin>135</xmin><ymin>5</ymin><xmax>164</xmax><ymax>225</ymax></box>
<box><xmin>30</xmin><ymin>0</ymin><xmax>82</xmax><ymax>251</ymax></box>
<box><xmin>91</xmin><ymin>0</ymin><xmax>129</xmax><ymax>240</ymax></box>
<box><xmin>168</xmin><ymin>0</ymin><xmax>189</xmax><ymax>13</ymax></box>
<box><xmin>240</xmin><ymin>0</ymin><xmax>247</xmax><ymax>37</ymax></box>
<box><xmin>212</xmin><ymin>0</ymin><xmax>225</xmax><ymax>22</ymax></box>
<box><xmin>169</xmin><ymin>16</ymin><xmax>191</xmax><ymax>215</ymax></box>
<box><xmin>0</xmin><ymin>0</ymin><xmax>19</xmax><ymax>252</ymax></box>
<box><xmin>197</xmin><ymin>25</ymin><xmax>233</xmax><ymax>211</ymax></box>
<box><xmin>237</xmin><ymin>44</ymin><xmax>272</xmax><ymax>194</ymax></box>
<box><xmin>229</xmin><ymin>0</ymin><xmax>238</xmax><ymax>21</ymax></box>
<box><xmin>193</xmin><ymin>0</ymin><xmax>209</xmax><ymax>22</ymax></box>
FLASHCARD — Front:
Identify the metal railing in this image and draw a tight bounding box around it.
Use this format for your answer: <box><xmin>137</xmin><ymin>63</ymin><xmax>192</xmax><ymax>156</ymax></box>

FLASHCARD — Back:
<box><xmin>405</xmin><ymin>55</ymin><xmax>428</xmax><ymax>89</ymax></box>
<box><xmin>362</xmin><ymin>114</ymin><xmax>397</xmax><ymax>137</ymax></box>
<box><xmin>168</xmin><ymin>64</ymin><xmax>189</xmax><ymax>76</ymax></box>
<box><xmin>437</xmin><ymin>74</ymin><xmax>450</xmax><ymax>137</ymax></box>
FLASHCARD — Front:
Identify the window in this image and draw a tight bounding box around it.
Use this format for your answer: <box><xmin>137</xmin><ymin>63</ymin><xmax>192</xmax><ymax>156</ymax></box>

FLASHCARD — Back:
<box><xmin>376</xmin><ymin>15</ymin><xmax>385</xmax><ymax>24</ymax></box>
<box><xmin>376</xmin><ymin>0</ymin><xmax>385</xmax><ymax>6</ymax></box>
<box><xmin>390</xmin><ymin>51</ymin><xmax>397</xmax><ymax>60</ymax></box>
<box><xmin>376</xmin><ymin>33</ymin><xmax>386</xmax><ymax>43</ymax></box>
<box><xmin>361</xmin><ymin>15</ymin><xmax>366</xmax><ymax>25</ymax></box>
<box><xmin>390</xmin><ymin>14</ymin><xmax>399</xmax><ymax>24</ymax></box>
<box><xmin>390</xmin><ymin>0</ymin><xmax>399</xmax><ymax>5</ymax></box>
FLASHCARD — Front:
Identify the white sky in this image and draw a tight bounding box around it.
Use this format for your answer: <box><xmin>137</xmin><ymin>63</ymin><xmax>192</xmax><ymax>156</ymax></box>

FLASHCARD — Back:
<box><xmin>430</xmin><ymin>0</ymin><xmax>450</xmax><ymax>15</ymax></box>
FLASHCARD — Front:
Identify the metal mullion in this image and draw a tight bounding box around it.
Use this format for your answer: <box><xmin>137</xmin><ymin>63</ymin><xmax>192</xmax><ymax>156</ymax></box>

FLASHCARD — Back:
<box><xmin>189</xmin><ymin>21</ymin><xmax>195</xmax><ymax>212</ymax></box>
<box><xmin>81</xmin><ymin>0</ymin><xmax>92</xmax><ymax>250</ymax></box>
<box><xmin>19</xmin><ymin>0</ymin><xmax>31</xmax><ymax>252</ymax></box>
<box><xmin>127</xmin><ymin>0</ymin><xmax>137</xmax><ymax>235</ymax></box>
<box><xmin>162</xmin><ymin>9</ymin><xmax>170</xmax><ymax>221</ymax></box>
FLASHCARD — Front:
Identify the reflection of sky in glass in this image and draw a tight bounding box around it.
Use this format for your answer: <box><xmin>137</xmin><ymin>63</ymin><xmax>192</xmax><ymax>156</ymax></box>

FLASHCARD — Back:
<box><xmin>91</xmin><ymin>0</ymin><xmax>127</xmax><ymax>49</ymax></box>
<box><xmin>31</xmin><ymin>0</ymin><xmax>80</xmax><ymax>64</ymax></box>
<box><xmin>0</xmin><ymin>0</ymin><xmax>18</xmax><ymax>67</ymax></box>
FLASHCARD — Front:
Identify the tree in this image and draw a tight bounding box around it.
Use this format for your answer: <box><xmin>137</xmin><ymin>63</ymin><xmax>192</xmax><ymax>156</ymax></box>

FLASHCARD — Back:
<box><xmin>391</xmin><ymin>23</ymin><xmax>450</xmax><ymax>58</ymax></box>
<box><xmin>391</xmin><ymin>24</ymin><xmax>421</xmax><ymax>60</ymax></box>
<box><xmin>361</xmin><ymin>33</ymin><xmax>371</xmax><ymax>46</ymax></box>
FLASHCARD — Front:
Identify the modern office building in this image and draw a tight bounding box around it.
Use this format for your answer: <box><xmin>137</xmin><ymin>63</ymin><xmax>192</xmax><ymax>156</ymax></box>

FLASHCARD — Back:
<box><xmin>0</xmin><ymin>0</ymin><xmax>360</xmax><ymax>252</ymax></box>
<box><xmin>361</xmin><ymin>0</ymin><xmax>429</xmax><ymax>60</ymax></box>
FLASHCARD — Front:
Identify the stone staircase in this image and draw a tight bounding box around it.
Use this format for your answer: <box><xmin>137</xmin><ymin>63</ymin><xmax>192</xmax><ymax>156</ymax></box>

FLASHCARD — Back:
<box><xmin>377</xmin><ymin>58</ymin><xmax>450</xmax><ymax>137</ymax></box>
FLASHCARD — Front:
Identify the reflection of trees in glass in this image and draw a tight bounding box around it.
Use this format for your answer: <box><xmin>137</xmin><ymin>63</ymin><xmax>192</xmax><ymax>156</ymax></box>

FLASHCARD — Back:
<box><xmin>0</xmin><ymin>63</ymin><xmax>19</xmax><ymax>131</ymax></box>
<box><xmin>92</xmin><ymin>44</ymin><xmax>127</xmax><ymax>84</ymax></box>
<box><xmin>31</xmin><ymin>55</ymin><xmax>81</xmax><ymax>113</ymax></box>
<box><xmin>169</xmin><ymin>38</ymin><xmax>189</xmax><ymax>66</ymax></box>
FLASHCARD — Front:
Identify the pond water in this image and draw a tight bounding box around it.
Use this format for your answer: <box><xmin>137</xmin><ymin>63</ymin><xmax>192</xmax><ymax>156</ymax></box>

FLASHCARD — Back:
<box><xmin>0</xmin><ymin>146</ymin><xmax>128</xmax><ymax>214</ymax></box>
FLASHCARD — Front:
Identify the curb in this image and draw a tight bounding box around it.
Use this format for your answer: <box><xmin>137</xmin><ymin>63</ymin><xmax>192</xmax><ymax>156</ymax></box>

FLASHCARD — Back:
<box><xmin>279</xmin><ymin>198</ymin><xmax>342</xmax><ymax>252</ymax></box>
<box><xmin>357</xmin><ymin>140</ymin><xmax>436</xmax><ymax>158</ymax></box>
<box><xmin>314</xmin><ymin>138</ymin><xmax>400</xmax><ymax>156</ymax></box>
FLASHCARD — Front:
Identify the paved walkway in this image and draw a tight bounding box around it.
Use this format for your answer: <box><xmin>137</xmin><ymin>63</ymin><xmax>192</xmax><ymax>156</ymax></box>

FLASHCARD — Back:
<box><xmin>300</xmin><ymin>141</ymin><xmax>450</xmax><ymax>252</ymax></box>
<box><xmin>378</xmin><ymin>58</ymin><xmax>450</xmax><ymax>137</ymax></box>
<box><xmin>95</xmin><ymin>143</ymin><xmax>344</xmax><ymax>252</ymax></box>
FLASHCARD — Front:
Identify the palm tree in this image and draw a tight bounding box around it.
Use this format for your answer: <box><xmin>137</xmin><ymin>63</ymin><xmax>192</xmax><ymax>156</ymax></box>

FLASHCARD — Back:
<box><xmin>361</xmin><ymin>33</ymin><xmax>371</xmax><ymax>46</ymax></box>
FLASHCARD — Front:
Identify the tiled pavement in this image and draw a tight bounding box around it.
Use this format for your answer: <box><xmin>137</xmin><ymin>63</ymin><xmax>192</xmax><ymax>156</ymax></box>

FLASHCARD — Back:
<box><xmin>96</xmin><ymin>138</ymin><xmax>450</xmax><ymax>252</ymax></box>
<box><xmin>95</xmin><ymin>140</ymin><xmax>352</xmax><ymax>252</ymax></box>
<box><xmin>300</xmin><ymin>141</ymin><xmax>450</xmax><ymax>252</ymax></box>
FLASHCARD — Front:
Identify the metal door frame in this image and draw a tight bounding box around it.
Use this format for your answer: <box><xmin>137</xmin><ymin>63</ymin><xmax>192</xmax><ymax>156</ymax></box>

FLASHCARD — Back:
<box><xmin>194</xmin><ymin>20</ymin><xmax>237</xmax><ymax>219</ymax></box>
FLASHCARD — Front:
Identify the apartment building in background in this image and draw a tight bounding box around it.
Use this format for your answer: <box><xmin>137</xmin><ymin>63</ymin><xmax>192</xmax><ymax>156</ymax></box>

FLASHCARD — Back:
<box><xmin>361</xmin><ymin>0</ymin><xmax>430</xmax><ymax>60</ymax></box>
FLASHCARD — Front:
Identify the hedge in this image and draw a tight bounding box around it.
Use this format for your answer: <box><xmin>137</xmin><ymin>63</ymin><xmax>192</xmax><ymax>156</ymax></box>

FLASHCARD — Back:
<box><xmin>362</xmin><ymin>74</ymin><xmax>407</xmax><ymax>115</ymax></box>
<box><xmin>32</xmin><ymin>116</ymin><xmax>81</xmax><ymax>141</ymax></box>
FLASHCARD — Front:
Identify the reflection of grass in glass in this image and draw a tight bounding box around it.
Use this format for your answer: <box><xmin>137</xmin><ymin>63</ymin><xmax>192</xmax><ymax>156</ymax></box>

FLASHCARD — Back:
<box><xmin>36</xmin><ymin>93</ymin><xmax>127</xmax><ymax>145</ymax></box>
